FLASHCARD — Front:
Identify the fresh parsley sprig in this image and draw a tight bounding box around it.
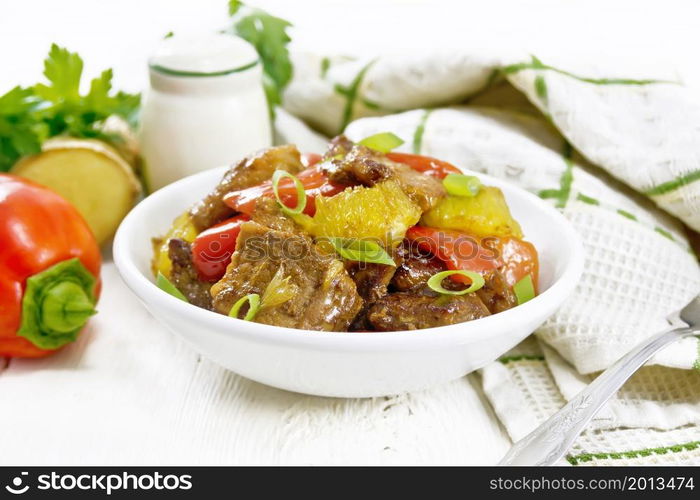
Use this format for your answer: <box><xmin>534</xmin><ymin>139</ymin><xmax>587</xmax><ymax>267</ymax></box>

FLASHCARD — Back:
<box><xmin>227</xmin><ymin>1</ymin><xmax>293</xmax><ymax>116</ymax></box>
<box><xmin>0</xmin><ymin>87</ymin><xmax>46</xmax><ymax>171</ymax></box>
<box><xmin>0</xmin><ymin>44</ymin><xmax>140</xmax><ymax>172</ymax></box>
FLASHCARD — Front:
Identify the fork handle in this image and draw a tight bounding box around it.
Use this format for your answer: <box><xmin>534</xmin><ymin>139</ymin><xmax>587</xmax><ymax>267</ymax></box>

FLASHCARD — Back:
<box><xmin>498</xmin><ymin>326</ymin><xmax>697</xmax><ymax>465</ymax></box>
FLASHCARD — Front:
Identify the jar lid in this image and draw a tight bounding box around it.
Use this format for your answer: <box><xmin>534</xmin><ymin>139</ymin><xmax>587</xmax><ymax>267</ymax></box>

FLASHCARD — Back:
<box><xmin>149</xmin><ymin>33</ymin><xmax>259</xmax><ymax>77</ymax></box>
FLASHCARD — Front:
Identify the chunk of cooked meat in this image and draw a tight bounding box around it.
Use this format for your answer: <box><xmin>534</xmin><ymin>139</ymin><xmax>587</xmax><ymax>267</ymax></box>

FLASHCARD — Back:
<box><xmin>349</xmin><ymin>310</ymin><xmax>372</xmax><ymax>332</ymax></box>
<box><xmin>168</xmin><ymin>238</ymin><xmax>213</xmax><ymax>309</ymax></box>
<box><xmin>321</xmin><ymin>139</ymin><xmax>446</xmax><ymax>211</ymax></box>
<box><xmin>210</xmin><ymin>222</ymin><xmax>363</xmax><ymax>331</ymax></box>
<box><xmin>189</xmin><ymin>145</ymin><xmax>303</xmax><ymax>231</ymax></box>
<box><xmin>365</xmin><ymin>292</ymin><xmax>491</xmax><ymax>331</ymax></box>
<box><xmin>322</xmin><ymin>144</ymin><xmax>393</xmax><ymax>186</ymax></box>
<box><xmin>324</xmin><ymin>135</ymin><xmax>355</xmax><ymax>159</ymax></box>
<box><xmin>390</xmin><ymin>241</ymin><xmax>445</xmax><ymax>292</ymax></box>
<box><xmin>251</xmin><ymin>197</ymin><xmax>301</xmax><ymax>233</ymax></box>
<box><xmin>476</xmin><ymin>269</ymin><xmax>518</xmax><ymax>314</ymax></box>
<box><xmin>345</xmin><ymin>262</ymin><xmax>397</xmax><ymax>302</ymax></box>
<box><xmin>390</xmin><ymin>241</ymin><xmax>517</xmax><ymax>313</ymax></box>
<box><xmin>392</xmin><ymin>162</ymin><xmax>446</xmax><ymax>212</ymax></box>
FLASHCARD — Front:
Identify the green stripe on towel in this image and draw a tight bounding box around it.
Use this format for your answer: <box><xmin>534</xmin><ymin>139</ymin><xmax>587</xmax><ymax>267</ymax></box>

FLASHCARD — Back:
<box><xmin>503</xmin><ymin>56</ymin><xmax>675</xmax><ymax>86</ymax></box>
<box><xmin>617</xmin><ymin>209</ymin><xmax>638</xmax><ymax>221</ymax></box>
<box><xmin>567</xmin><ymin>441</ymin><xmax>700</xmax><ymax>465</ymax></box>
<box><xmin>498</xmin><ymin>354</ymin><xmax>546</xmax><ymax>364</ymax></box>
<box><xmin>320</xmin><ymin>57</ymin><xmax>331</xmax><ymax>78</ymax></box>
<box><xmin>654</xmin><ymin>227</ymin><xmax>676</xmax><ymax>241</ymax></box>
<box><xmin>644</xmin><ymin>170</ymin><xmax>700</xmax><ymax>196</ymax></box>
<box><xmin>335</xmin><ymin>59</ymin><xmax>377</xmax><ymax>133</ymax></box>
<box><xmin>361</xmin><ymin>98</ymin><xmax>381</xmax><ymax>110</ymax></box>
<box><xmin>576</xmin><ymin>193</ymin><xmax>600</xmax><ymax>206</ymax></box>
<box><xmin>539</xmin><ymin>142</ymin><xmax>574</xmax><ymax>208</ymax></box>
<box><xmin>534</xmin><ymin>74</ymin><xmax>548</xmax><ymax>105</ymax></box>
<box><xmin>412</xmin><ymin>109</ymin><xmax>433</xmax><ymax>154</ymax></box>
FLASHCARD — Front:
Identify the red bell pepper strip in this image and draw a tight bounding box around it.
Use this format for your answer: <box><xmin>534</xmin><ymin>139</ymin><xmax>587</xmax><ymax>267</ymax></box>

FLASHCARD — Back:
<box><xmin>224</xmin><ymin>152</ymin><xmax>458</xmax><ymax>217</ymax></box>
<box><xmin>405</xmin><ymin>226</ymin><xmax>539</xmax><ymax>288</ymax></box>
<box><xmin>0</xmin><ymin>174</ymin><xmax>101</xmax><ymax>358</ymax></box>
<box><xmin>405</xmin><ymin>226</ymin><xmax>502</xmax><ymax>283</ymax></box>
<box><xmin>192</xmin><ymin>214</ymin><xmax>251</xmax><ymax>282</ymax></box>
<box><xmin>223</xmin><ymin>165</ymin><xmax>345</xmax><ymax>216</ymax></box>
<box><xmin>301</xmin><ymin>153</ymin><xmax>322</xmax><ymax>168</ymax></box>
<box><xmin>386</xmin><ymin>152</ymin><xmax>461</xmax><ymax>179</ymax></box>
<box><xmin>496</xmin><ymin>237</ymin><xmax>539</xmax><ymax>290</ymax></box>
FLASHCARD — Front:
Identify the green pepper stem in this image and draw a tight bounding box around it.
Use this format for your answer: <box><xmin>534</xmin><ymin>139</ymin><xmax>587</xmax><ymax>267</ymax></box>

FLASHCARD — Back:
<box><xmin>40</xmin><ymin>281</ymin><xmax>96</xmax><ymax>333</ymax></box>
<box><xmin>17</xmin><ymin>258</ymin><xmax>98</xmax><ymax>350</ymax></box>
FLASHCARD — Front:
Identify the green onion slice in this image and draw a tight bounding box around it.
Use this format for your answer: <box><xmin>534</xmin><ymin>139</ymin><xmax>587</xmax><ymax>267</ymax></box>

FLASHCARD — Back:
<box><xmin>427</xmin><ymin>270</ymin><xmax>485</xmax><ymax>295</ymax></box>
<box><xmin>358</xmin><ymin>132</ymin><xmax>404</xmax><ymax>153</ymax></box>
<box><xmin>513</xmin><ymin>274</ymin><xmax>536</xmax><ymax>305</ymax></box>
<box><xmin>156</xmin><ymin>272</ymin><xmax>188</xmax><ymax>302</ymax></box>
<box><xmin>443</xmin><ymin>174</ymin><xmax>482</xmax><ymax>197</ymax></box>
<box><xmin>272</xmin><ymin>170</ymin><xmax>307</xmax><ymax>215</ymax></box>
<box><xmin>229</xmin><ymin>293</ymin><xmax>261</xmax><ymax>321</ymax></box>
<box><xmin>326</xmin><ymin>237</ymin><xmax>396</xmax><ymax>266</ymax></box>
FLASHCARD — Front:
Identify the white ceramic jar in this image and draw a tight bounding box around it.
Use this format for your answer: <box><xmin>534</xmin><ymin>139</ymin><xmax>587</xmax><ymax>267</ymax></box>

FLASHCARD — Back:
<box><xmin>140</xmin><ymin>34</ymin><xmax>271</xmax><ymax>191</ymax></box>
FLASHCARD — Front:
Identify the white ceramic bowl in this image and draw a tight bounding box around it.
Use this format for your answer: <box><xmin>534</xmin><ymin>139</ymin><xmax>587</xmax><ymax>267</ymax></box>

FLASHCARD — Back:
<box><xmin>114</xmin><ymin>166</ymin><xmax>583</xmax><ymax>398</ymax></box>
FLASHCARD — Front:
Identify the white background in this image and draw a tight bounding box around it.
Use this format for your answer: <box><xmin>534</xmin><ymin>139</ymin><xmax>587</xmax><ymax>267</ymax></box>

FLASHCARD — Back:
<box><xmin>2</xmin><ymin>0</ymin><xmax>700</xmax><ymax>93</ymax></box>
<box><xmin>1</xmin><ymin>0</ymin><xmax>699</xmax><ymax>465</ymax></box>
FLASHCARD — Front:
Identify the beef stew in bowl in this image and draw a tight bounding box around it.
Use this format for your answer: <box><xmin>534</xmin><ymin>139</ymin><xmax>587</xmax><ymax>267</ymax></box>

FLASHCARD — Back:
<box><xmin>152</xmin><ymin>133</ymin><xmax>539</xmax><ymax>332</ymax></box>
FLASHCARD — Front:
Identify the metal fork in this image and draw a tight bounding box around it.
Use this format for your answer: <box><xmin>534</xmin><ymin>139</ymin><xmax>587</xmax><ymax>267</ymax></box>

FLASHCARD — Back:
<box><xmin>499</xmin><ymin>295</ymin><xmax>700</xmax><ymax>465</ymax></box>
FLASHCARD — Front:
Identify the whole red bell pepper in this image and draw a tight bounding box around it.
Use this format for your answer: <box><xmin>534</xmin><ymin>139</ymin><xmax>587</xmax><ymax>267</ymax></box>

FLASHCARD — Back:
<box><xmin>0</xmin><ymin>174</ymin><xmax>101</xmax><ymax>358</ymax></box>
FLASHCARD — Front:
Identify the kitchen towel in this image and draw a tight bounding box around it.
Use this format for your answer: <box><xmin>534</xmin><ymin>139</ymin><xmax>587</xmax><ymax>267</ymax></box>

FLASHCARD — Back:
<box><xmin>281</xmin><ymin>50</ymin><xmax>700</xmax><ymax>465</ymax></box>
